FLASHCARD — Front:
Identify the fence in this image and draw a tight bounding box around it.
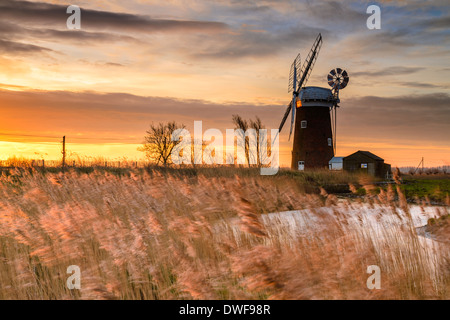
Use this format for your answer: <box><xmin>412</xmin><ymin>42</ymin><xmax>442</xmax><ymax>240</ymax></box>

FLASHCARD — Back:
<box><xmin>0</xmin><ymin>159</ymin><xmax>150</xmax><ymax>169</ymax></box>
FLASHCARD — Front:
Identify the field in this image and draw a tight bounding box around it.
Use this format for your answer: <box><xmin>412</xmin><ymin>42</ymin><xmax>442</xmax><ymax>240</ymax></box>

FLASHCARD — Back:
<box><xmin>398</xmin><ymin>173</ymin><xmax>450</xmax><ymax>203</ymax></box>
<box><xmin>348</xmin><ymin>175</ymin><xmax>450</xmax><ymax>205</ymax></box>
<box><xmin>0</xmin><ymin>166</ymin><xmax>448</xmax><ymax>300</ymax></box>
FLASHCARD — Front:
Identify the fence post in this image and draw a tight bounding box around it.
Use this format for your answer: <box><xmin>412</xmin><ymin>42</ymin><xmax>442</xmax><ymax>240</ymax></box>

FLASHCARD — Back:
<box><xmin>62</xmin><ymin>136</ymin><xmax>66</xmax><ymax>173</ymax></box>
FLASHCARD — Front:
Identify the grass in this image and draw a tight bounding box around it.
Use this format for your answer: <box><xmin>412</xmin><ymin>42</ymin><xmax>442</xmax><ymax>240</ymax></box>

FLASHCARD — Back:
<box><xmin>0</xmin><ymin>167</ymin><xmax>448</xmax><ymax>300</ymax></box>
<box><xmin>1</xmin><ymin>163</ymin><xmax>367</xmax><ymax>193</ymax></box>
<box><xmin>399</xmin><ymin>179</ymin><xmax>450</xmax><ymax>203</ymax></box>
<box><xmin>353</xmin><ymin>177</ymin><xmax>450</xmax><ymax>204</ymax></box>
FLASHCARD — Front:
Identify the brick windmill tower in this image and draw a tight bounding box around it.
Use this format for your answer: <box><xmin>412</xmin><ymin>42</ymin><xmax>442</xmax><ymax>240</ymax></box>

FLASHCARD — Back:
<box><xmin>277</xmin><ymin>34</ymin><xmax>349</xmax><ymax>170</ymax></box>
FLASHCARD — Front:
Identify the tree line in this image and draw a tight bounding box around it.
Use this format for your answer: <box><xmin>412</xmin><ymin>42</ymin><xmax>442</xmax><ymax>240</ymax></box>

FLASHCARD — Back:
<box><xmin>138</xmin><ymin>115</ymin><xmax>271</xmax><ymax>167</ymax></box>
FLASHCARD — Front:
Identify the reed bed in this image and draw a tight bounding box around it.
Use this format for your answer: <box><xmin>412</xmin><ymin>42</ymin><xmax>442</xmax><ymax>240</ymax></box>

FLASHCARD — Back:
<box><xmin>0</xmin><ymin>168</ymin><xmax>448</xmax><ymax>299</ymax></box>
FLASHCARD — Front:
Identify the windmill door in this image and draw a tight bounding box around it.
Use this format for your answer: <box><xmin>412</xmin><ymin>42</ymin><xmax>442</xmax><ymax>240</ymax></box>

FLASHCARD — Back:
<box><xmin>298</xmin><ymin>161</ymin><xmax>305</xmax><ymax>171</ymax></box>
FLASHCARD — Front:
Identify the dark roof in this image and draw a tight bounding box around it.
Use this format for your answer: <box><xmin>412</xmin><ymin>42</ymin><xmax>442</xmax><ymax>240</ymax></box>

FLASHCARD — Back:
<box><xmin>344</xmin><ymin>150</ymin><xmax>384</xmax><ymax>161</ymax></box>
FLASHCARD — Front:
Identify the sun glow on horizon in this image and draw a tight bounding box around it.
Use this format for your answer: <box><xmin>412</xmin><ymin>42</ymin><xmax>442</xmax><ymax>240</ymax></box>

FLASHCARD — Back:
<box><xmin>0</xmin><ymin>138</ymin><xmax>448</xmax><ymax>169</ymax></box>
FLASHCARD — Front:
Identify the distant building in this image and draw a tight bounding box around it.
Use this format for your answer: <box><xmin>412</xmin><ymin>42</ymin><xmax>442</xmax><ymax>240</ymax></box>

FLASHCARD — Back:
<box><xmin>343</xmin><ymin>150</ymin><xmax>391</xmax><ymax>178</ymax></box>
<box><xmin>329</xmin><ymin>157</ymin><xmax>344</xmax><ymax>170</ymax></box>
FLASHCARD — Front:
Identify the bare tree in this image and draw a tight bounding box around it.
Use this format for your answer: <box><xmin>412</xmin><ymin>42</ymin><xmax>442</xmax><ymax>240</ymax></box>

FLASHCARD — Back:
<box><xmin>232</xmin><ymin>115</ymin><xmax>270</xmax><ymax>167</ymax></box>
<box><xmin>232</xmin><ymin>114</ymin><xmax>250</xmax><ymax>165</ymax></box>
<box><xmin>250</xmin><ymin>117</ymin><xmax>263</xmax><ymax>166</ymax></box>
<box><xmin>191</xmin><ymin>138</ymin><xmax>209</xmax><ymax>167</ymax></box>
<box><xmin>138</xmin><ymin>122</ymin><xmax>185</xmax><ymax>166</ymax></box>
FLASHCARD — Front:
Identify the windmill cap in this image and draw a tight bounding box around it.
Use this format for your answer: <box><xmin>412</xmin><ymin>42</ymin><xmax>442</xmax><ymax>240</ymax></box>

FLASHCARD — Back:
<box><xmin>299</xmin><ymin>86</ymin><xmax>334</xmax><ymax>107</ymax></box>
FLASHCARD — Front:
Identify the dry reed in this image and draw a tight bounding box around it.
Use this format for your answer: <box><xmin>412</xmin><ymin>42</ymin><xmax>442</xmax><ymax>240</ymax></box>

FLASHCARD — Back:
<box><xmin>0</xmin><ymin>168</ymin><xmax>448</xmax><ymax>300</ymax></box>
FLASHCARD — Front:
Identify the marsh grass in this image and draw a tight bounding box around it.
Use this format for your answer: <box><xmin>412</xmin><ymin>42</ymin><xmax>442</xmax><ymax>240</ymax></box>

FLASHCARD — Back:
<box><xmin>0</xmin><ymin>168</ymin><xmax>448</xmax><ymax>299</ymax></box>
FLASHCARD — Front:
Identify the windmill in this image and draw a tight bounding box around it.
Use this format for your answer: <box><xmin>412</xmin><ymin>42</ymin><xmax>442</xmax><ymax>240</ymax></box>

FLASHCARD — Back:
<box><xmin>275</xmin><ymin>34</ymin><xmax>350</xmax><ymax>170</ymax></box>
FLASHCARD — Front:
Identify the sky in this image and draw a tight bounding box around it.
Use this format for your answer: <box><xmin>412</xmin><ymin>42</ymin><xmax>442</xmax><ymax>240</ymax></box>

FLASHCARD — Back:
<box><xmin>0</xmin><ymin>0</ymin><xmax>449</xmax><ymax>167</ymax></box>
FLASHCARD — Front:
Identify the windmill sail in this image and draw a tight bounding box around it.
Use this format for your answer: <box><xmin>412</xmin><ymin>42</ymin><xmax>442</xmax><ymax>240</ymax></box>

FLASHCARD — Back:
<box><xmin>288</xmin><ymin>96</ymin><xmax>296</xmax><ymax>140</ymax></box>
<box><xmin>288</xmin><ymin>54</ymin><xmax>301</xmax><ymax>93</ymax></box>
<box><xmin>278</xmin><ymin>102</ymin><xmax>292</xmax><ymax>133</ymax></box>
<box><xmin>296</xmin><ymin>34</ymin><xmax>322</xmax><ymax>92</ymax></box>
<box><xmin>273</xmin><ymin>101</ymin><xmax>293</xmax><ymax>144</ymax></box>
<box><xmin>277</xmin><ymin>33</ymin><xmax>323</xmax><ymax>140</ymax></box>
<box><xmin>327</xmin><ymin>68</ymin><xmax>350</xmax><ymax>155</ymax></box>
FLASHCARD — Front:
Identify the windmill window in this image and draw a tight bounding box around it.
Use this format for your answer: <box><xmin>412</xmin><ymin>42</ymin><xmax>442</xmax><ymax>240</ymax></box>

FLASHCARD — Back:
<box><xmin>361</xmin><ymin>163</ymin><xmax>368</xmax><ymax>169</ymax></box>
<box><xmin>328</xmin><ymin>138</ymin><xmax>332</xmax><ymax>146</ymax></box>
<box><xmin>301</xmin><ymin>120</ymin><xmax>307</xmax><ymax>128</ymax></box>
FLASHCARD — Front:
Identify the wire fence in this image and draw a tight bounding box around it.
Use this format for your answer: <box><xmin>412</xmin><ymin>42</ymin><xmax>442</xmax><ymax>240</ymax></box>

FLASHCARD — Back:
<box><xmin>0</xmin><ymin>159</ymin><xmax>448</xmax><ymax>174</ymax></box>
<box><xmin>0</xmin><ymin>159</ymin><xmax>150</xmax><ymax>169</ymax></box>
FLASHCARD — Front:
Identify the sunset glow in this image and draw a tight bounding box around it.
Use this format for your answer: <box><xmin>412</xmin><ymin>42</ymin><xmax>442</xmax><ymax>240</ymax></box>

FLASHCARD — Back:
<box><xmin>0</xmin><ymin>0</ymin><xmax>449</xmax><ymax>167</ymax></box>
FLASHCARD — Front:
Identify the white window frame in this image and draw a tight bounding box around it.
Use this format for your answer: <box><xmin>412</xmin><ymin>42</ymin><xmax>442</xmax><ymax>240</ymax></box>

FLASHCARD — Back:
<box><xmin>301</xmin><ymin>120</ymin><xmax>307</xmax><ymax>128</ymax></box>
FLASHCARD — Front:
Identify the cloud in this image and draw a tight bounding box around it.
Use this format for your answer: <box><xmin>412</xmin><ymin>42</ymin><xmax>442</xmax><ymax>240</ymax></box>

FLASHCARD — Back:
<box><xmin>0</xmin><ymin>0</ymin><xmax>231</xmax><ymax>61</ymax></box>
<box><xmin>0</xmin><ymin>0</ymin><xmax>233</xmax><ymax>64</ymax></box>
<box><xmin>0</xmin><ymin>88</ymin><xmax>449</xmax><ymax>150</ymax></box>
<box><xmin>0</xmin><ymin>88</ymin><xmax>280</xmax><ymax>143</ymax></box>
<box><xmin>0</xmin><ymin>0</ymin><xmax>229</xmax><ymax>34</ymax></box>
<box><xmin>0</xmin><ymin>0</ymin><xmax>327</xmax><ymax>61</ymax></box>
<box><xmin>339</xmin><ymin>92</ymin><xmax>450</xmax><ymax>145</ymax></box>
<box><xmin>190</xmin><ymin>27</ymin><xmax>327</xmax><ymax>60</ymax></box>
<box><xmin>0</xmin><ymin>38</ymin><xmax>54</xmax><ymax>54</ymax></box>
<box><xmin>396</xmin><ymin>82</ymin><xmax>449</xmax><ymax>89</ymax></box>
<box><xmin>352</xmin><ymin>66</ymin><xmax>424</xmax><ymax>78</ymax></box>
<box><xmin>31</xmin><ymin>28</ymin><xmax>139</xmax><ymax>43</ymax></box>
<box><xmin>0</xmin><ymin>19</ymin><xmax>139</xmax><ymax>44</ymax></box>
<box><xmin>419</xmin><ymin>14</ymin><xmax>450</xmax><ymax>30</ymax></box>
<box><xmin>0</xmin><ymin>83</ymin><xmax>27</xmax><ymax>89</ymax></box>
<box><xmin>301</xmin><ymin>0</ymin><xmax>368</xmax><ymax>30</ymax></box>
